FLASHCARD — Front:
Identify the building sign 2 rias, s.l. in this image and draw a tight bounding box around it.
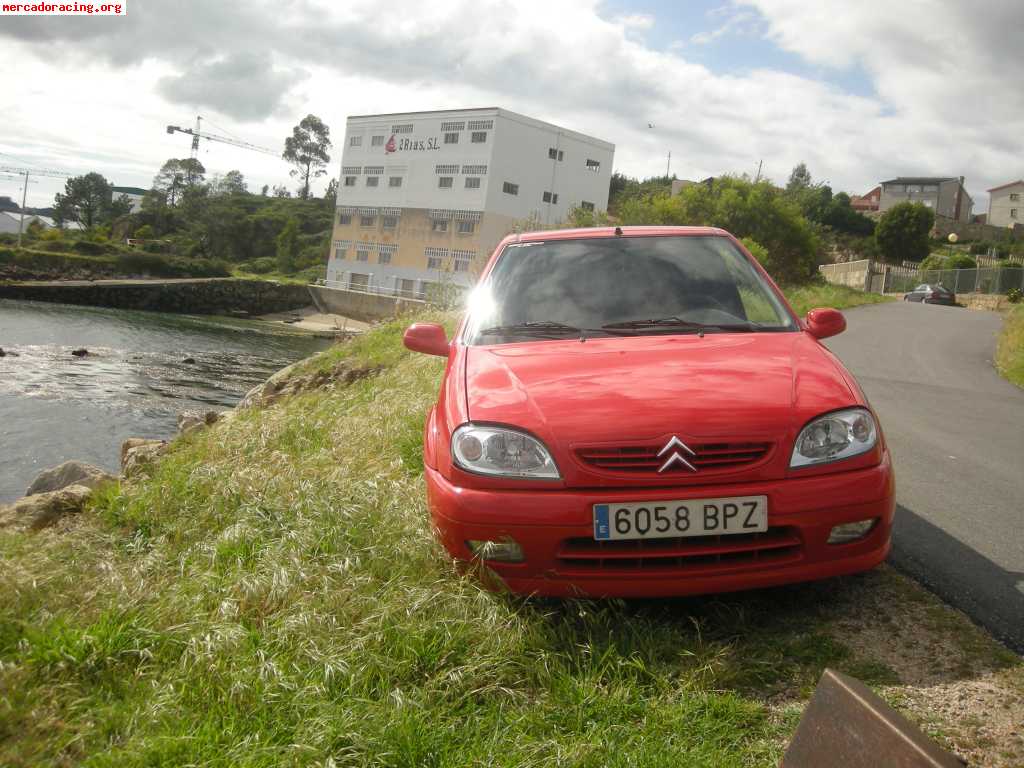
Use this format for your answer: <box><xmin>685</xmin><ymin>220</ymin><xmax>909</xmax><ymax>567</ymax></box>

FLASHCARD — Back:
<box><xmin>385</xmin><ymin>134</ymin><xmax>440</xmax><ymax>154</ymax></box>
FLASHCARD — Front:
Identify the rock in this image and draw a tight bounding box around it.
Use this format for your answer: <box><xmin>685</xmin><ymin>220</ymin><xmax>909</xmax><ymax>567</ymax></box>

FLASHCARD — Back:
<box><xmin>71</xmin><ymin>348</ymin><xmax>89</xmax><ymax>357</ymax></box>
<box><xmin>0</xmin><ymin>484</ymin><xmax>94</xmax><ymax>531</ymax></box>
<box><xmin>25</xmin><ymin>460</ymin><xmax>116</xmax><ymax>496</ymax></box>
<box><xmin>182</xmin><ymin>357</ymin><xmax>196</xmax><ymax>364</ymax></box>
<box><xmin>120</xmin><ymin>438</ymin><xmax>167</xmax><ymax>478</ymax></box>
<box><xmin>177</xmin><ymin>409</ymin><xmax>221</xmax><ymax>434</ymax></box>
<box><xmin>0</xmin><ymin>347</ymin><xmax>5</xmax><ymax>357</ymax></box>
<box><xmin>237</xmin><ymin>361</ymin><xmax>385</xmax><ymax>409</ymax></box>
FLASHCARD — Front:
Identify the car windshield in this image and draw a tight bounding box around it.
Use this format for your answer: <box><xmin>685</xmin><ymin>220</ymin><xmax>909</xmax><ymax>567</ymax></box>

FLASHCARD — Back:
<box><xmin>464</xmin><ymin>235</ymin><xmax>797</xmax><ymax>344</ymax></box>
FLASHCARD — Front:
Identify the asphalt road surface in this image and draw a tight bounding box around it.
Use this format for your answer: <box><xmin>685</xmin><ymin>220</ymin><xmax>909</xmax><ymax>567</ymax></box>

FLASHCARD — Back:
<box><xmin>825</xmin><ymin>300</ymin><xmax>1024</xmax><ymax>652</ymax></box>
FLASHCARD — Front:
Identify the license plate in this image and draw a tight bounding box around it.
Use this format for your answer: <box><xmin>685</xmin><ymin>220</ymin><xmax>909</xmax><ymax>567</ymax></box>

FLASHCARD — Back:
<box><xmin>593</xmin><ymin>496</ymin><xmax>768</xmax><ymax>541</ymax></box>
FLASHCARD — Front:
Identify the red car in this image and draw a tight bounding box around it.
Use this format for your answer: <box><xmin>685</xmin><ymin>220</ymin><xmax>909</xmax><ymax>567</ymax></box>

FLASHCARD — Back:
<box><xmin>404</xmin><ymin>226</ymin><xmax>894</xmax><ymax>598</ymax></box>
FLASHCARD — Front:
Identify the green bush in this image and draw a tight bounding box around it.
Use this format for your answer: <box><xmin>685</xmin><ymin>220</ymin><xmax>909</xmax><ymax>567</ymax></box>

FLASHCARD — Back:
<box><xmin>876</xmin><ymin>202</ymin><xmax>934</xmax><ymax>263</ymax></box>
<box><xmin>243</xmin><ymin>257</ymin><xmax>278</xmax><ymax>274</ymax></box>
<box><xmin>1008</xmin><ymin>288</ymin><xmax>1022</xmax><ymax>304</ymax></box>
<box><xmin>70</xmin><ymin>240</ymin><xmax>113</xmax><ymax>256</ymax></box>
<box><xmin>134</xmin><ymin>224</ymin><xmax>154</xmax><ymax>239</ymax></box>
<box><xmin>969</xmin><ymin>241</ymin><xmax>991</xmax><ymax>255</ymax></box>
<box><xmin>946</xmin><ymin>253</ymin><xmax>978</xmax><ymax>270</ymax></box>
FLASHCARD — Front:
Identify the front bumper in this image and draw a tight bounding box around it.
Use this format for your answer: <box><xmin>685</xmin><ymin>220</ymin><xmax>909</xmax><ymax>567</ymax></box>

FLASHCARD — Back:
<box><xmin>425</xmin><ymin>454</ymin><xmax>895</xmax><ymax>598</ymax></box>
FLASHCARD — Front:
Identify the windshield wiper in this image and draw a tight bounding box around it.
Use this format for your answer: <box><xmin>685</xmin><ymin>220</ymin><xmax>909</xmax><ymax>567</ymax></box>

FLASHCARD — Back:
<box><xmin>602</xmin><ymin>316</ymin><xmax>763</xmax><ymax>333</ymax></box>
<box><xmin>478</xmin><ymin>321</ymin><xmax>583</xmax><ymax>337</ymax></box>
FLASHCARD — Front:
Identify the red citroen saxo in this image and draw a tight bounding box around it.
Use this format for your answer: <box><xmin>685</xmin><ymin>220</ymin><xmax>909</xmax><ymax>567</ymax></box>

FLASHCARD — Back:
<box><xmin>404</xmin><ymin>226</ymin><xmax>894</xmax><ymax>597</ymax></box>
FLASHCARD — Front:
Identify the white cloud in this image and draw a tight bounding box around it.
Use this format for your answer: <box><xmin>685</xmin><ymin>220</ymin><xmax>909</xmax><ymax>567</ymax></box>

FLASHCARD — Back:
<box><xmin>0</xmin><ymin>0</ymin><xmax>1021</xmax><ymax>211</ymax></box>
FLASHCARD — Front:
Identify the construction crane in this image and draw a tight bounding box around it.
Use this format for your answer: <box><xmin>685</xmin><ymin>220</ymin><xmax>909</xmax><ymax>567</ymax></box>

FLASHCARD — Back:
<box><xmin>0</xmin><ymin>164</ymin><xmax>73</xmax><ymax>247</ymax></box>
<box><xmin>166</xmin><ymin>116</ymin><xmax>279</xmax><ymax>161</ymax></box>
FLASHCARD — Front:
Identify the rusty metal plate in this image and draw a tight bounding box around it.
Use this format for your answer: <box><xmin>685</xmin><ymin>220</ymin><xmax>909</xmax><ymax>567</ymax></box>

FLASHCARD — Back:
<box><xmin>781</xmin><ymin>668</ymin><xmax>964</xmax><ymax>768</ymax></box>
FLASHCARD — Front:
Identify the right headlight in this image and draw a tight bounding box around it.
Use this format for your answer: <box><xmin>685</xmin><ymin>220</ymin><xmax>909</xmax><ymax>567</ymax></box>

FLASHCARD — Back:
<box><xmin>790</xmin><ymin>407</ymin><xmax>878</xmax><ymax>468</ymax></box>
<box><xmin>451</xmin><ymin>424</ymin><xmax>560</xmax><ymax>479</ymax></box>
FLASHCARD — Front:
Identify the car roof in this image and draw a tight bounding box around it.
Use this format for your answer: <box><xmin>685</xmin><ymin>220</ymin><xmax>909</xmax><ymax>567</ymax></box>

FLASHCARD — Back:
<box><xmin>504</xmin><ymin>225</ymin><xmax>731</xmax><ymax>245</ymax></box>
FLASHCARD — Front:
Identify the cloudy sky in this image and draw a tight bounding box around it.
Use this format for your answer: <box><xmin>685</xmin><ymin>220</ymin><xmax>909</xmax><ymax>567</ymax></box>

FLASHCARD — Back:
<box><xmin>1</xmin><ymin>0</ymin><xmax>1021</xmax><ymax>211</ymax></box>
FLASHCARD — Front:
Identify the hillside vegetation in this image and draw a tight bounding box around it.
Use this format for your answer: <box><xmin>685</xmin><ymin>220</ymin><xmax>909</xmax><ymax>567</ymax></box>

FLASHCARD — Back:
<box><xmin>1</xmin><ymin>315</ymin><xmax>1020</xmax><ymax>767</ymax></box>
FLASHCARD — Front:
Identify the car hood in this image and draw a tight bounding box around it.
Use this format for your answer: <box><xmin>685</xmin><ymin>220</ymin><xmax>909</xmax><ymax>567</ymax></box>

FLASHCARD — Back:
<box><xmin>464</xmin><ymin>332</ymin><xmax>858</xmax><ymax>486</ymax></box>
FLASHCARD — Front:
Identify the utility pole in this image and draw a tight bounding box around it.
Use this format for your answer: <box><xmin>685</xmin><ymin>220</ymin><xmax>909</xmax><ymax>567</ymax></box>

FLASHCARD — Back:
<box><xmin>755</xmin><ymin>159</ymin><xmax>763</xmax><ymax>183</ymax></box>
<box><xmin>666</xmin><ymin>151</ymin><xmax>671</xmax><ymax>178</ymax></box>
<box><xmin>17</xmin><ymin>170</ymin><xmax>29</xmax><ymax>248</ymax></box>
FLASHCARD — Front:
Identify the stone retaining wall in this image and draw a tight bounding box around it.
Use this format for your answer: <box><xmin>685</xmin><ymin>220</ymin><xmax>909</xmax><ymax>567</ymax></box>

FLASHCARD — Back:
<box><xmin>308</xmin><ymin>284</ymin><xmax>428</xmax><ymax>321</ymax></box>
<box><xmin>0</xmin><ymin>278</ymin><xmax>313</xmax><ymax>315</ymax></box>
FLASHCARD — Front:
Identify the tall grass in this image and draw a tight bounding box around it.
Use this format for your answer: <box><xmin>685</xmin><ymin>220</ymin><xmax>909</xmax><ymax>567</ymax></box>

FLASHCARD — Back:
<box><xmin>0</xmin><ymin>315</ymin><xmax>1016</xmax><ymax>767</ymax></box>
<box><xmin>996</xmin><ymin>304</ymin><xmax>1024</xmax><ymax>388</ymax></box>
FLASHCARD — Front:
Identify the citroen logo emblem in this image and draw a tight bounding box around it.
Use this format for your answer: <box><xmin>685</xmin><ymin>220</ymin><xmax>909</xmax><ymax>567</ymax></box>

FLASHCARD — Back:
<box><xmin>657</xmin><ymin>435</ymin><xmax>697</xmax><ymax>473</ymax></box>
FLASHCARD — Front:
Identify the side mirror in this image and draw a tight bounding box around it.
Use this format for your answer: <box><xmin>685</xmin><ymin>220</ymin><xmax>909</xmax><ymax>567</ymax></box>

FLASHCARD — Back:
<box><xmin>804</xmin><ymin>308</ymin><xmax>846</xmax><ymax>340</ymax></box>
<box><xmin>403</xmin><ymin>322</ymin><xmax>450</xmax><ymax>357</ymax></box>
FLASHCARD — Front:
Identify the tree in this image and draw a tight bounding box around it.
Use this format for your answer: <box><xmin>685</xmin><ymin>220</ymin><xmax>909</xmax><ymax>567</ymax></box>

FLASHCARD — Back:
<box><xmin>153</xmin><ymin>158</ymin><xmax>206</xmax><ymax>206</ymax></box>
<box><xmin>53</xmin><ymin>172</ymin><xmax>114</xmax><ymax>230</ymax></box>
<box><xmin>108</xmin><ymin>193</ymin><xmax>134</xmax><ymax>220</ymax></box>
<box><xmin>212</xmin><ymin>170</ymin><xmax>247</xmax><ymax>196</ymax></box>
<box><xmin>875</xmin><ymin>202</ymin><xmax>934</xmax><ymax>263</ymax></box>
<box><xmin>323</xmin><ymin>177</ymin><xmax>338</xmax><ymax>207</ymax></box>
<box><xmin>276</xmin><ymin>217</ymin><xmax>299</xmax><ymax>273</ymax></box>
<box><xmin>786</xmin><ymin>162</ymin><xmax>813</xmax><ymax>193</ymax></box>
<box><xmin>272</xmin><ymin>184</ymin><xmax>292</xmax><ymax>198</ymax></box>
<box><xmin>261</xmin><ymin>184</ymin><xmax>270</xmax><ymax>196</ymax></box>
<box><xmin>282</xmin><ymin>114</ymin><xmax>332</xmax><ymax>199</ymax></box>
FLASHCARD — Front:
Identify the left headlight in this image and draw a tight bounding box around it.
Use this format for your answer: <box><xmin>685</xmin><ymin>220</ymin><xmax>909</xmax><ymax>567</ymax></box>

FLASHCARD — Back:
<box><xmin>452</xmin><ymin>424</ymin><xmax>560</xmax><ymax>479</ymax></box>
<box><xmin>790</xmin><ymin>407</ymin><xmax>878</xmax><ymax>468</ymax></box>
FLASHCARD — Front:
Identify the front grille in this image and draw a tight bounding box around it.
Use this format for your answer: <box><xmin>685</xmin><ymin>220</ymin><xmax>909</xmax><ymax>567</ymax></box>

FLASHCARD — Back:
<box><xmin>576</xmin><ymin>442</ymin><xmax>772</xmax><ymax>475</ymax></box>
<box><xmin>556</xmin><ymin>527</ymin><xmax>802</xmax><ymax>572</ymax></box>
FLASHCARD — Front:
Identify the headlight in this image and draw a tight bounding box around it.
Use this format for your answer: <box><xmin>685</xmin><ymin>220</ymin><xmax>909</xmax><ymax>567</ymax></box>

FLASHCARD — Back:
<box><xmin>790</xmin><ymin>408</ymin><xmax>878</xmax><ymax>468</ymax></box>
<box><xmin>452</xmin><ymin>424</ymin><xmax>560</xmax><ymax>479</ymax></box>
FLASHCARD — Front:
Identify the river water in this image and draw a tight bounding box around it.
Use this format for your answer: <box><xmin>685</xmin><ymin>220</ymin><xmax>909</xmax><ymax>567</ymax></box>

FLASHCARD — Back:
<box><xmin>0</xmin><ymin>300</ymin><xmax>330</xmax><ymax>502</ymax></box>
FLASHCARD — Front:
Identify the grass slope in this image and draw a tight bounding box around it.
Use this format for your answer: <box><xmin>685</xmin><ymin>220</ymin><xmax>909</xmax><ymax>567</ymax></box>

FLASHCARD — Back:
<box><xmin>783</xmin><ymin>282</ymin><xmax>892</xmax><ymax>317</ymax></box>
<box><xmin>996</xmin><ymin>304</ymin><xmax>1024</xmax><ymax>388</ymax></box>
<box><xmin>1</xmin><ymin>315</ymin><xmax>1020</xmax><ymax>767</ymax></box>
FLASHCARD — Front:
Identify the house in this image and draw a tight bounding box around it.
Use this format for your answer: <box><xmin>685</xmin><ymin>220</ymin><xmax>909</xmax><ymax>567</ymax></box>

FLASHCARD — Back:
<box><xmin>110</xmin><ymin>186</ymin><xmax>147</xmax><ymax>214</ymax></box>
<box><xmin>850</xmin><ymin>186</ymin><xmax>881</xmax><ymax>212</ymax></box>
<box><xmin>0</xmin><ymin>211</ymin><xmax>82</xmax><ymax>234</ymax></box>
<box><xmin>327</xmin><ymin>107</ymin><xmax>614</xmax><ymax>298</ymax></box>
<box><xmin>878</xmin><ymin>176</ymin><xmax>973</xmax><ymax>222</ymax></box>
<box><xmin>986</xmin><ymin>180</ymin><xmax>1024</xmax><ymax>229</ymax></box>
<box><xmin>671</xmin><ymin>177</ymin><xmax>715</xmax><ymax>195</ymax></box>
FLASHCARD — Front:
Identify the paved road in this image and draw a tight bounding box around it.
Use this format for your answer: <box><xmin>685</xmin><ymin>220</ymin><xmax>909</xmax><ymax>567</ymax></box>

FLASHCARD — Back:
<box><xmin>825</xmin><ymin>301</ymin><xmax>1024</xmax><ymax>652</ymax></box>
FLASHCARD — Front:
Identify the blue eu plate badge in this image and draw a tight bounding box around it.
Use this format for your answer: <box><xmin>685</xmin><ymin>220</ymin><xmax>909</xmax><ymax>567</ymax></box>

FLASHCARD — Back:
<box><xmin>593</xmin><ymin>504</ymin><xmax>611</xmax><ymax>540</ymax></box>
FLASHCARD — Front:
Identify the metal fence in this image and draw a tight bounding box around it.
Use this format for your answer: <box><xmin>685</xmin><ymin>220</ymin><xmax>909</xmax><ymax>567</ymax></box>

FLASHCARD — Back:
<box><xmin>874</xmin><ymin>264</ymin><xmax>1024</xmax><ymax>295</ymax></box>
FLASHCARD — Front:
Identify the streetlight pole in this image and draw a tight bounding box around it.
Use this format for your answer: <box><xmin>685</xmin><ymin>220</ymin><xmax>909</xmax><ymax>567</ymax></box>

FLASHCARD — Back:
<box><xmin>17</xmin><ymin>170</ymin><xmax>29</xmax><ymax>249</ymax></box>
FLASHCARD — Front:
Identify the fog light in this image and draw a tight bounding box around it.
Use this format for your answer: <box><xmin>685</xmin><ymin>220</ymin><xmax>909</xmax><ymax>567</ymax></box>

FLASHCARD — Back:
<box><xmin>466</xmin><ymin>538</ymin><xmax>525</xmax><ymax>563</ymax></box>
<box><xmin>828</xmin><ymin>519</ymin><xmax>877</xmax><ymax>544</ymax></box>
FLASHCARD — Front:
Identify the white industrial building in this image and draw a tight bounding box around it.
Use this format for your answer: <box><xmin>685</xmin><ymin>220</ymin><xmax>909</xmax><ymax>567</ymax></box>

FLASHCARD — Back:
<box><xmin>326</xmin><ymin>107</ymin><xmax>615</xmax><ymax>298</ymax></box>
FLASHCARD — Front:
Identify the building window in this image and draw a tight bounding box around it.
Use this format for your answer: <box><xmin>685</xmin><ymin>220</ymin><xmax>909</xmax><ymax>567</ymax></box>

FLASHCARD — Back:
<box><xmin>399</xmin><ymin>278</ymin><xmax>416</xmax><ymax>297</ymax></box>
<box><xmin>432</xmin><ymin>220</ymin><xmax>449</xmax><ymax>232</ymax></box>
<box><xmin>453</xmin><ymin>257</ymin><xmax>470</xmax><ymax>272</ymax></box>
<box><xmin>457</xmin><ymin>221</ymin><xmax>475</xmax><ymax>234</ymax></box>
<box><xmin>585</xmin><ymin>159</ymin><xmax>600</xmax><ymax>172</ymax></box>
<box><xmin>580</xmin><ymin>201</ymin><xmax>595</xmax><ymax>211</ymax></box>
<box><xmin>438</xmin><ymin>177</ymin><xmax>454</xmax><ymax>189</ymax></box>
<box><xmin>371</xmin><ymin>135</ymin><xmax>385</xmax><ymax>147</ymax></box>
<box><xmin>503</xmin><ymin>182</ymin><xmax>519</xmax><ymax>196</ymax></box>
<box><xmin>467</xmin><ymin>119</ymin><xmax>494</xmax><ymax>130</ymax></box>
<box><xmin>382</xmin><ymin>215</ymin><xmax>398</xmax><ymax>229</ymax></box>
<box><xmin>1011</xmin><ymin>193</ymin><xmax>1021</xmax><ymax>202</ymax></box>
<box><xmin>471</xmin><ymin>131</ymin><xmax>487</xmax><ymax>143</ymax></box>
<box><xmin>888</xmin><ymin>184</ymin><xmax>905</xmax><ymax>193</ymax></box>
<box><xmin>391</xmin><ymin>123</ymin><xmax>413</xmax><ymax>134</ymax></box>
<box><xmin>465</xmin><ymin>177</ymin><xmax>481</xmax><ymax>190</ymax></box>
<box><xmin>343</xmin><ymin>176</ymin><xmax>357</xmax><ymax>187</ymax></box>
<box><xmin>332</xmin><ymin>240</ymin><xmax>348</xmax><ymax>260</ymax></box>
<box><xmin>366</xmin><ymin>176</ymin><xmax>379</xmax><ymax>187</ymax></box>
<box><xmin>427</xmin><ymin>257</ymin><xmax>443</xmax><ymax>269</ymax></box>
<box><xmin>349</xmin><ymin>273</ymin><xmax>369</xmax><ymax>289</ymax></box>
<box><xmin>552</xmin><ymin>193</ymin><xmax>559</xmax><ymax>204</ymax></box>
<box><xmin>922</xmin><ymin>184</ymin><xmax>938</xmax><ymax>192</ymax></box>
<box><xmin>542</xmin><ymin>191</ymin><xmax>551</xmax><ymax>203</ymax></box>
<box><xmin>907</xmin><ymin>185</ymin><xmax>922</xmax><ymax>194</ymax></box>
<box><xmin>436</xmin><ymin>163</ymin><xmax>460</xmax><ymax>174</ymax></box>
<box><xmin>389</xmin><ymin>176</ymin><xmax>402</xmax><ymax>188</ymax></box>
<box><xmin>461</xmin><ymin>164</ymin><xmax>487</xmax><ymax>175</ymax></box>
<box><xmin>548</xmin><ymin>148</ymin><xmax>564</xmax><ymax>161</ymax></box>
<box><xmin>349</xmin><ymin>136</ymin><xmax>362</xmax><ymax>147</ymax></box>
<box><xmin>444</xmin><ymin>132</ymin><xmax>459</xmax><ymax>144</ymax></box>
<box><xmin>440</xmin><ymin>121</ymin><xmax>465</xmax><ymax>132</ymax></box>
<box><xmin>356</xmin><ymin>248</ymin><xmax>370</xmax><ymax>262</ymax></box>
<box><xmin>1012</xmin><ymin>209</ymin><xmax>1019</xmax><ymax>219</ymax></box>
<box><xmin>338</xmin><ymin>213</ymin><xmax>352</xmax><ymax>225</ymax></box>
<box><xmin>360</xmin><ymin>215</ymin><xmax>375</xmax><ymax>227</ymax></box>
<box><xmin>378</xmin><ymin>250</ymin><xmax>392</xmax><ymax>265</ymax></box>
